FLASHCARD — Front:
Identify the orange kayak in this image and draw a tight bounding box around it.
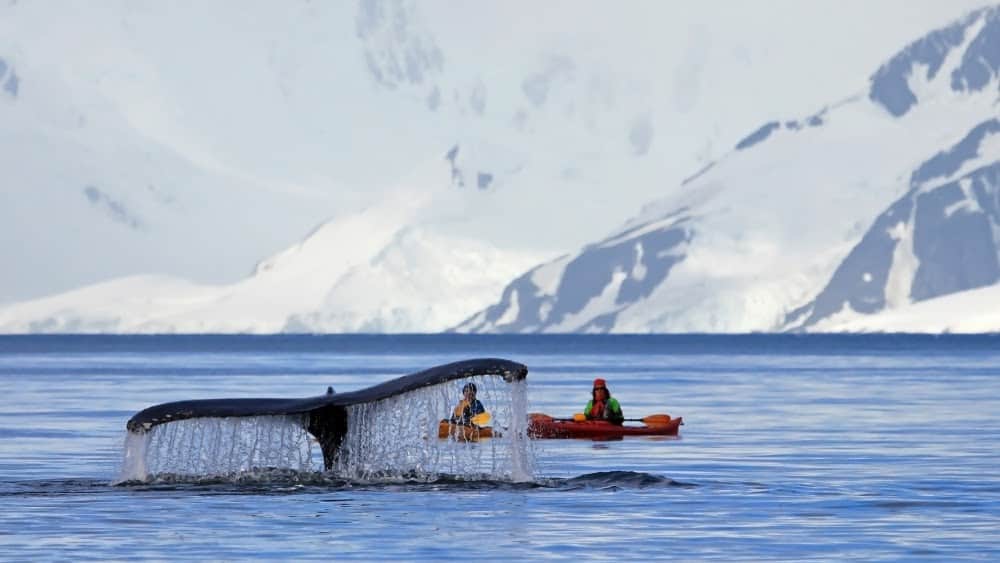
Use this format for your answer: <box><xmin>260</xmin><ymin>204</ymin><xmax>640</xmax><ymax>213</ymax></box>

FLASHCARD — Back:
<box><xmin>527</xmin><ymin>413</ymin><xmax>682</xmax><ymax>439</ymax></box>
<box><xmin>438</xmin><ymin>420</ymin><xmax>495</xmax><ymax>441</ymax></box>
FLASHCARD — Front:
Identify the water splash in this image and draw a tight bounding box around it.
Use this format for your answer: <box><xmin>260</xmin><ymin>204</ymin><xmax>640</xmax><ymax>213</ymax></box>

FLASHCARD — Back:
<box><xmin>507</xmin><ymin>378</ymin><xmax>533</xmax><ymax>481</ymax></box>
<box><xmin>118</xmin><ymin>415</ymin><xmax>313</xmax><ymax>482</ymax></box>
<box><xmin>334</xmin><ymin>374</ymin><xmax>535</xmax><ymax>482</ymax></box>
<box><xmin>119</xmin><ymin>375</ymin><xmax>534</xmax><ymax>483</ymax></box>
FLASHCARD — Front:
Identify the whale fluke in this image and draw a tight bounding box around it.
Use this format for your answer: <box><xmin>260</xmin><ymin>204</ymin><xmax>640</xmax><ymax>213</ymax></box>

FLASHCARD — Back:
<box><xmin>126</xmin><ymin>358</ymin><xmax>528</xmax><ymax>469</ymax></box>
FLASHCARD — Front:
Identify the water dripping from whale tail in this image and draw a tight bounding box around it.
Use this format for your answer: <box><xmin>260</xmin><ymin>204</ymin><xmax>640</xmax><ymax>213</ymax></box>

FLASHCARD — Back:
<box><xmin>118</xmin><ymin>359</ymin><xmax>532</xmax><ymax>483</ymax></box>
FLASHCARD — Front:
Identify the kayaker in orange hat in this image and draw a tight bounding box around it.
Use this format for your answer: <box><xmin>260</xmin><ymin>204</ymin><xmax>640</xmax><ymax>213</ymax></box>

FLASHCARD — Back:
<box><xmin>584</xmin><ymin>378</ymin><xmax>624</xmax><ymax>425</ymax></box>
<box><xmin>450</xmin><ymin>382</ymin><xmax>487</xmax><ymax>426</ymax></box>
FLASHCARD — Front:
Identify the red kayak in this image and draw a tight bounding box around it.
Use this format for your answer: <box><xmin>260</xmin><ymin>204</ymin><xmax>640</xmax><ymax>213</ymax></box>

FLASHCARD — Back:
<box><xmin>527</xmin><ymin>413</ymin><xmax>682</xmax><ymax>439</ymax></box>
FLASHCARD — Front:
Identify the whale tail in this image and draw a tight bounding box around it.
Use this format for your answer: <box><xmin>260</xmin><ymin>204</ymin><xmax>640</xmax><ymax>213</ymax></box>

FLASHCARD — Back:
<box><xmin>126</xmin><ymin>358</ymin><xmax>528</xmax><ymax>470</ymax></box>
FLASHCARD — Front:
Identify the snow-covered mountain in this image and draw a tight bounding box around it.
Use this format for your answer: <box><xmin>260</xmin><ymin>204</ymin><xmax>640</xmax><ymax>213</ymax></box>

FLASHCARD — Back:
<box><xmin>0</xmin><ymin>158</ymin><xmax>541</xmax><ymax>333</ymax></box>
<box><xmin>457</xmin><ymin>5</ymin><xmax>1000</xmax><ymax>333</ymax></box>
<box><xmin>2</xmin><ymin>2</ymin><xmax>997</xmax><ymax>333</ymax></box>
<box><xmin>0</xmin><ymin>0</ymin><xmax>986</xmax><ymax>304</ymax></box>
<box><xmin>0</xmin><ymin>226</ymin><xmax>539</xmax><ymax>334</ymax></box>
<box><xmin>816</xmin><ymin>283</ymin><xmax>1000</xmax><ymax>333</ymax></box>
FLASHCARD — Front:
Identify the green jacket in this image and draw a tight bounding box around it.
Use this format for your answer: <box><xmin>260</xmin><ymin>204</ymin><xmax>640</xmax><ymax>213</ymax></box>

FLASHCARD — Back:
<box><xmin>584</xmin><ymin>397</ymin><xmax>624</xmax><ymax>424</ymax></box>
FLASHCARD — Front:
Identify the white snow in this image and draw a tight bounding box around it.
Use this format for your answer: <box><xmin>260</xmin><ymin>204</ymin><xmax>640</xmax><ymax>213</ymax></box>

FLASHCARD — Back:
<box><xmin>884</xmin><ymin>218</ymin><xmax>918</xmax><ymax>309</ymax></box>
<box><xmin>0</xmin><ymin>160</ymin><xmax>543</xmax><ymax>333</ymax></box>
<box><xmin>492</xmin><ymin>4</ymin><xmax>1000</xmax><ymax>334</ymax></box>
<box><xmin>920</xmin><ymin>128</ymin><xmax>1000</xmax><ymax>201</ymax></box>
<box><xmin>1</xmin><ymin>2</ymin><xmax>998</xmax><ymax>333</ymax></box>
<box><xmin>943</xmin><ymin>177</ymin><xmax>983</xmax><ymax>217</ymax></box>
<box><xmin>905</xmin><ymin>12</ymin><xmax>988</xmax><ymax>107</ymax></box>
<box><xmin>0</xmin><ymin>0</ymin><xmax>992</xmax><ymax>304</ymax></box>
<box><xmin>288</xmin><ymin>227</ymin><xmax>540</xmax><ymax>332</ymax></box>
<box><xmin>530</xmin><ymin>258</ymin><xmax>570</xmax><ymax>297</ymax></box>
<box><xmin>816</xmin><ymin>283</ymin><xmax>1000</xmax><ymax>333</ymax></box>
<box><xmin>611</xmin><ymin>10</ymin><xmax>1000</xmax><ymax>332</ymax></box>
<box><xmin>631</xmin><ymin>243</ymin><xmax>647</xmax><ymax>281</ymax></box>
<box><xmin>550</xmin><ymin>269</ymin><xmax>628</xmax><ymax>332</ymax></box>
<box><xmin>495</xmin><ymin>289</ymin><xmax>521</xmax><ymax>327</ymax></box>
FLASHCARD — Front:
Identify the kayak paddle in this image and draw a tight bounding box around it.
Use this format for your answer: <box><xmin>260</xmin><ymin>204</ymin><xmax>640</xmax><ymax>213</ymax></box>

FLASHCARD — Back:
<box><xmin>534</xmin><ymin>412</ymin><xmax>675</xmax><ymax>425</ymax></box>
<box><xmin>471</xmin><ymin>412</ymin><xmax>492</xmax><ymax>426</ymax></box>
<box><xmin>628</xmin><ymin>414</ymin><xmax>675</xmax><ymax>426</ymax></box>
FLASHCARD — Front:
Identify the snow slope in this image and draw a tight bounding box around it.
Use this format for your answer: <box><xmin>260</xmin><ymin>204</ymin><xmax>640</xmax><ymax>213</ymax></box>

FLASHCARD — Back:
<box><xmin>0</xmin><ymin>225</ymin><xmax>539</xmax><ymax>334</ymax></box>
<box><xmin>458</xmin><ymin>5</ymin><xmax>1000</xmax><ymax>334</ymax></box>
<box><xmin>0</xmin><ymin>0</ymin><xmax>990</xmax><ymax>303</ymax></box>
<box><xmin>1</xmin><ymin>1</ymin><xmax>997</xmax><ymax>333</ymax></box>
<box><xmin>815</xmin><ymin>283</ymin><xmax>1000</xmax><ymax>333</ymax></box>
<box><xmin>0</xmin><ymin>158</ymin><xmax>542</xmax><ymax>333</ymax></box>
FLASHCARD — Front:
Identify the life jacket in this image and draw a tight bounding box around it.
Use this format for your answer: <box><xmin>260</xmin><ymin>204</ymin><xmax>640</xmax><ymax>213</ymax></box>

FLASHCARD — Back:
<box><xmin>586</xmin><ymin>397</ymin><xmax>623</xmax><ymax>424</ymax></box>
<box><xmin>590</xmin><ymin>400</ymin><xmax>607</xmax><ymax>419</ymax></box>
<box><xmin>452</xmin><ymin>399</ymin><xmax>485</xmax><ymax>425</ymax></box>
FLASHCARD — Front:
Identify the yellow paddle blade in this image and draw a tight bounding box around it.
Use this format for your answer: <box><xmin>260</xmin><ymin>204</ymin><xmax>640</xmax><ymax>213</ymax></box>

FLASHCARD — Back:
<box><xmin>572</xmin><ymin>413</ymin><xmax>587</xmax><ymax>422</ymax></box>
<box><xmin>641</xmin><ymin>414</ymin><xmax>672</xmax><ymax>426</ymax></box>
<box><xmin>471</xmin><ymin>412</ymin><xmax>492</xmax><ymax>426</ymax></box>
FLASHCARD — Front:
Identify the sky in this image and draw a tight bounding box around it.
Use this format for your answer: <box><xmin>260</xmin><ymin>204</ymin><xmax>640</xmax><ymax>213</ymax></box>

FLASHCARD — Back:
<box><xmin>0</xmin><ymin>0</ymin><xmax>995</xmax><ymax>304</ymax></box>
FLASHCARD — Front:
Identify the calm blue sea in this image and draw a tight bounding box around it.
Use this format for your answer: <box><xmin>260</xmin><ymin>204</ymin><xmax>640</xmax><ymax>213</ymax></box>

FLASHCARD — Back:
<box><xmin>1</xmin><ymin>334</ymin><xmax>999</xmax><ymax>560</ymax></box>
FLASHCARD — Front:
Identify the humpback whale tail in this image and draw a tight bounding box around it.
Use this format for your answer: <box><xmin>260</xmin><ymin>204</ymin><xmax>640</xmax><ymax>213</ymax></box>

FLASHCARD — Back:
<box><xmin>125</xmin><ymin>358</ymin><xmax>529</xmax><ymax>474</ymax></box>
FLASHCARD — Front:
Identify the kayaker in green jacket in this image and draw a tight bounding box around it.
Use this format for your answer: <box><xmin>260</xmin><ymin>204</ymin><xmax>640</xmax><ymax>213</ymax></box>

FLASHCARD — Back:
<box><xmin>584</xmin><ymin>378</ymin><xmax>624</xmax><ymax>425</ymax></box>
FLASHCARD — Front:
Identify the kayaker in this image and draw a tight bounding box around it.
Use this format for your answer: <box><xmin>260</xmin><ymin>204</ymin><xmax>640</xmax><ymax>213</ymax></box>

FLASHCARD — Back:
<box><xmin>584</xmin><ymin>378</ymin><xmax>624</xmax><ymax>425</ymax></box>
<box><xmin>450</xmin><ymin>382</ymin><xmax>486</xmax><ymax>426</ymax></box>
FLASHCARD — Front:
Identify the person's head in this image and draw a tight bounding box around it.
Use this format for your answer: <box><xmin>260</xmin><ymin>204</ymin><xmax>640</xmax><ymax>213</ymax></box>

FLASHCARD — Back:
<box><xmin>592</xmin><ymin>377</ymin><xmax>609</xmax><ymax>400</ymax></box>
<box><xmin>462</xmin><ymin>382</ymin><xmax>477</xmax><ymax>399</ymax></box>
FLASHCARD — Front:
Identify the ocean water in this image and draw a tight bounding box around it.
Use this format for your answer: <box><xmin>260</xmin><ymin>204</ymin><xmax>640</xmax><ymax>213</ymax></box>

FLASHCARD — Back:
<box><xmin>1</xmin><ymin>334</ymin><xmax>999</xmax><ymax>560</ymax></box>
